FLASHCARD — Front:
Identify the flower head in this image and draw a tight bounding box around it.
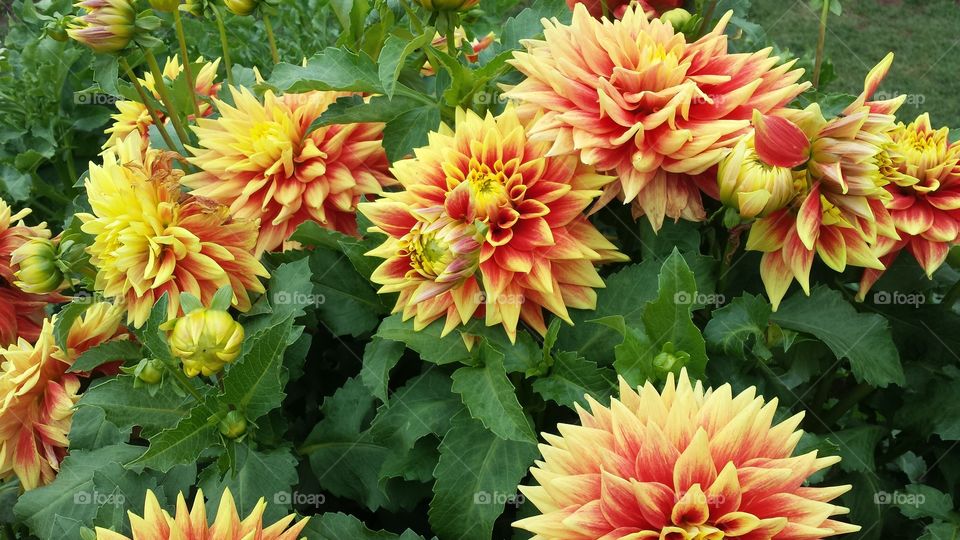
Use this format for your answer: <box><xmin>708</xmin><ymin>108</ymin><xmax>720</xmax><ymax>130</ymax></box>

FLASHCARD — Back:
<box><xmin>67</xmin><ymin>0</ymin><xmax>137</xmax><ymax>53</ymax></box>
<box><xmin>361</xmin><ymin>106</ymin><xmax>627</xmax><ymax>341</ymax></box>
<box><xmin>94</xmin><ymin>488</ymin><xmax>309</xmax><ymax>540</ymax></box>
<box><xmin>742</xmin><ymin>54</ymin><xmax>905</xmax><ymax>309</ymax></box>
<box><xmin>104</xmin><ymin>55</ymin><xmax>221</xmax><ymax>149</ymax></box>
<box><xmin>79</xmin><ymin>133</ymin><xmax>269</xmax><ymax>327</ymax></box>
<box><xmin>505</xmin><ymin>5</ymin><xmax>810</xmax><ymax>230</ymax></box>
<box><xmin>168</xmin><ymin>307</ymin><xmax>244</xmax><ymax>377</ymax></box>
<box><xmin>12</xmin><ymin>238</ymin><xmax>64</xmax><ymax>295</ymax></box>
<box><xmin>0</xmin><ymin>302</ymin><xmax>125</xmax><ymax>490</ymax></box>
<box><xmin>184</xmin><ymin>87</ymin><xmax>394</xmax><ymax>254</ymax></box>
<box><xmin>718</xmin><ymin>134</ymin><xmax>800</xmax><ymax>219</ymax></box>
<box><xmin>857</xmin><ymin>113</ymin><xmax>960</xmax><ymax>296</ymax></box>
<box><xmin>567</xmin><ymin>0</ymin><xmax>682</xmax><ymax>19</ymax></box>
<box><xmin>224</xmin><ymin>0</ymin><xmax>258</xmax><ymax>15</ymax></box>
<box><xmin>514</xmin><ymin>369</ymin><xmax>859</xmax><ymax>539</ymax></box>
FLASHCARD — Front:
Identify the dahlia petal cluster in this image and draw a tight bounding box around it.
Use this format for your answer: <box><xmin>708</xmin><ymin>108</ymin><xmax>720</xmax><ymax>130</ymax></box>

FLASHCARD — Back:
<box><xmin>0</xmin><ymin>198</ymin><xmax>62</xmax><ymax>347</ymax></box>
<box><xmin>858</xmin><ymin>113</ymin><xmax>960</xmax><ymax>296</ymax></box>
<box><xmin>184</xmin><ymin>87</ymin><xmax>395</xmax><ymax>254</ymax></box>
<box><xmin>514</xmin><ymin>369</ymin><xmax>859</xmax><ymax>539</ymax></box>
<box><xmin>567</xmin><ymin>0</ymin><xmax>682</xmax><ymax>20</ymax></box>
<box><xmin>505</xmin><ymin>4</ymin><xmax>810</xmax><ymax>230</ymax></box>
<box><xmin>360</xmin><ymin>106</ymin><xmax>627</xmax><ymax>342</ymax></box>
<box><xmin>79</xmin><ymin>133</ymin><xmax>269</xmax><ymax>327</ymax></box>
<box><xmin>104</xmin><ymin>54</ymin><xmax>222</xmax><ymax>149</ymax></box>
<box><xmin>94</xmin><ymin>488</ymin><xmax>310</xmax><ymax>540</ymax></box>
<box><xmin>0</xmin><ymin>302</ymin><xmax>125</xmax><ymax>490</ymax></box>
<box><xmin>735</xmin><ymin>54</ymin><xmax>905</xmax><ymax>308</ymax></box>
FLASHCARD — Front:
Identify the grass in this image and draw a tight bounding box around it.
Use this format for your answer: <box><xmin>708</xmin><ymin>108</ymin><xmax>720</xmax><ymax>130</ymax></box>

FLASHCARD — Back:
<box><xmin>749</xmin><ymin>0</ymin><xmax>960</xmax><ymax>129</ymax></box>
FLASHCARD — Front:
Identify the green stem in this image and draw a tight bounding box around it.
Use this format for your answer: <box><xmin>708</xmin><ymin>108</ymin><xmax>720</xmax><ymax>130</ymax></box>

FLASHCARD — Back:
<box><xmin>699</xmin><ymin>0</ymin><xmax>718</xmax><ymax>36</ymax></box>
<box><xmin>445</xmin><ymin>14</ymin><xmax>457</xmax><ymax>59</ymax></box>
<box><xmin>213</xmin><ymin>5</ymin><xmax>235</xmax><ymax>87</ymax></box>
<box><xmin>163</xmin><ymin>360</ymin><xmax>204</xmax><ymax>402</ymax></box>
<box><xmin>812</xmin><ymin>0</ymin><xmax>831</xmax><ymax>88</ymax></box>
<box><xmin>263</xmin><ymin>14</ymin><xmax>280</xmax><ymax>64</ymax></box>
<box><xmin>144</xmin><ymin>48</ymin><xmax>192</xmax><ymax>148</ymax></box>
<box><xmin>173</xmin><ymin>9</ymin><xmax>201</xmax><ymax>117</ymax></box>
<box><xmin>119</xmin><ymin>57</ymin><xmax>178</xmax><ymax>151</ymax></box>
<box><xmin>822</xmin><ymin>381</ymin><xmax>874</xmax><ymax>426</ymax></box>
<box><xmin>942</xmin><ymin>278</ymin><xmax>960</xmax><ymax>309</ymax></box>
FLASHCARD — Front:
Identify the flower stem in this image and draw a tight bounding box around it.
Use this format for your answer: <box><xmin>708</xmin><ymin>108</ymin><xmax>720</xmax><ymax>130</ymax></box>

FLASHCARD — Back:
<box><xmin>812</xmin><ymin>0</ymin><xmax>831</xmax><ymax>88</ymax></box>
<box><xmin>263</xmin><ymin>14</ymin><xmax>280</xmax><ymax>64</ymax></box>
<box><xmin>119</xmin><ymin>57</ymin><xmax>178</xmax><ymax>152</ymax></box>
<box><xmin>163</xmin><ymin>359</ymin><xmax>204</xmax><ymax>402</ymax></box>
<box><xmin>213</xmin><ymin>5</ymin><xmax>235</xmax><ymax>87</ymax></box>
<box><xmin>144</xmin><ymin>48</ymin><xmax>192</xmax><ymax>148</ymax></box>
<box><xmin>699</xmin><ymin>0</ymin><xmax>718</xmax><ymax>36</ymax></box>
<box><xmin>822</xmin><ymin>381</ymin><xmax>874</xmax><ymax>425</ymax></box>
<box><xmin>173</xmin><ymin>8</ymin><xmax>201</xmax><ymax>117</ymax></box>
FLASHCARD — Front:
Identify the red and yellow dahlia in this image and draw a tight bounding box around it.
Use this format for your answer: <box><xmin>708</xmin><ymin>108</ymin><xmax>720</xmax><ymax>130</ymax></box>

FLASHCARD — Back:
<box><xmin>79</xmin><ymin>133</ymin><xmax>269</xmax><ymax>327</ymax></box>
<box><xmin>0</xmin><ymin>302</ymin><xmax>125</xmax><ymax>490</ymax></box>
<box><xmin>184</xmin><ymin>87</ymin><xmax>395</xmax><ymax>254</ymax></box>
<box><xmin>94</xmin><ymin>488</ymin><xmax>310</xmax><ymax>540</ymax></box>
<box><xmin>104</xmin><ymin>55</ymin><xmax>221</xmax><ymax>149</ymax></box>
<box><xmin>505</xmin><ymin>4</ymin><xmax>809</xmax><ymax>230</ymax></box>
<box><xmin>514</xmin><ymin>369</ymin><xmax>859</xmax><ymax>539</ymax></box>
<box><xmin>737</xmin><ymin>54</ymin><xmax>904</xmax><ymax>309</ymax></box>
<box><xmin>0</xmin><ymin>198</ymin><xmax>60</xmax><ymax>347</ymax></box>
<box><xmin>567</xmin><ymin>0</ymin><xmax>682</xmax><ymax>20</ymax></box>
<box><xmin>858</xmin><ymin>113</ymin><xmax>960</xmax><ymax>297</ymax></box>
<box><xmin>360</xmin><ymin>106</ymin><xmax>627</xmax><ymax>342</ymax></box>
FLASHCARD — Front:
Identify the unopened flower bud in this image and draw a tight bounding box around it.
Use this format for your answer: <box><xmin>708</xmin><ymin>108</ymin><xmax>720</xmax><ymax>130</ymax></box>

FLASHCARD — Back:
<box><xmin>659</xmin><ymin>8</ymin><xmax>692</xmax><ymax>29</ymax></box>
<box><xmin>718</xmin><ymin>137</ymin><xmax>799</xmax><ymax>219</ymax></box>
<box><xmin>11</xmin><ymin>238</ymin><xmax>64</xmax><ymax>294</ymax></box>
<box><xmin>168</xmin><ymin>308</ymin><xmax>244</xmax><ymax>377</ymax></box>
<box><xmin>67</xmin><ymin>0</ymin><xmax>137</xmax><ymax>54</ymax></box>
<box><xmin>137</xmin><ymin>358</ymin><xmax>165</xmax><ymax>384</ymax></box>
<box><xmin>224</xmin><ymin>0</ymin><xmax>257</xmax><ymax>16</ymax></box>
<box><xmin>219</xmin><ymin>410</ymin><xmax>247</xmax><ymax>439</ymax></box>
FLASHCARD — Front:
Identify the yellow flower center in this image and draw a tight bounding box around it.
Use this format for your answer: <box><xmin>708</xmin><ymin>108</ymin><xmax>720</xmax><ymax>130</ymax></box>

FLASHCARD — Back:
<box><xmin>466</xmin><ymin>166</ymin><xmax>508</xmax><ymax>218</ymax></box>
<box><xmin>249</xmin><ymin>121</ymin><xmax>287</xmax><ymax>154</ymax></box>
<box><xmin>409</xmin><ymin>229</ymin><xmax>454</xmax><ymax>279</ymax></box>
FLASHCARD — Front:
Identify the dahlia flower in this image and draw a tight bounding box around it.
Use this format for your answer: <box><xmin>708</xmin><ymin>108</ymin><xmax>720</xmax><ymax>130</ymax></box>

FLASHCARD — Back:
<box><xmin>104</xmin><ymin>55</ymin><xmax>221</xmax><ymax>149</ymax></box>
<box><xmin>360</xmin><ymin>106</ymin><xmax>627</xmax><ymax>342</ymax></box>
<box><xmin>858</xmin><ymin>113</ymin><xmax>960</xmax><ymax>297</ymax></box>
<box><xmin>168</xmin><ymin>307</ymin><xmax>244</xmax><ymax>377</ymax></box>
<box><xmin>184</xmin><ymin>87</ymin><xmax>394</xmax><ymax>254</ymax></box>
<box><xmin>0</xmin><ymin>302</ymin><xmax>125</xmax><ymax>490</ymax></box>
<box><xmin>514</xmin><ymin>369</ymin><xmax>859</xmax><ymax>539</ymax></box>
<box><xmin>505</xmin><ymin>5</ymin><xmax>809</xmax><ymax>230</ymax></box>
<box><xmin>67</xmin><ymin>0</ymin><xmax>136</xmax><ymax>54</ymax></box>
<box><xmin>0</xmin><ymin>198</ymin><xmax>59</xmax><ymax>347</ymax></box>
<box><xmin>94</xmin><ymin>488</ymin><xmax>309</xmax><ymax>540</ymax></box>
<box><xmin>567</xmin><ymin>0</ymin><xmax>682</xmax><ymax>19</ymax></box>
<box><xmin>79</xmin><ymin>133</ymin><xmax>269</xmax><ymax>327</ymax></box>
<box><xmin>741</xmin><ymin>54</ymin><xmax>904</xmax><ymax>309</ymax></box>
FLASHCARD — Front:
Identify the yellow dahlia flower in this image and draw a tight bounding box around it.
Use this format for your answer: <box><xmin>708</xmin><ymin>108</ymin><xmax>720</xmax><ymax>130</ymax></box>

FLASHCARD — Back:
<box><xmin>67</xmin><ymin>0</ymin><xmax>136</xmax><ymax>54</ymax></box>
<box><xmin>0</xmin><ymin>302</ymin><xmax>125</xmax><ymax>490</ymax></box>
<box><xmin>858</xmin><ymin>113</ymin><xmax>960</xmax><ymax>297</ymax></box>
<box><xmin>360</xmin><ymin>106</ymin><xmax>627</xmax><ymax>342</ymax></box>
<box><xmin>505</xmin><ymin>4</ymin><xmax>810</xmax><ymax>230</ymax></box>
<box><xmin>515</xmin><ymin>369</ymin><xmax>859</xmax><ymax>539</ymax></box>
<box><xmin>184</xmin><ymin>87</ymin><xmax>395</xmax><ymax>254</ymax></box>
<box><xmin>168</xmin><ymin>307</ymin><xmax>244</xmax><ymax>377</ymax></box>
<box><xmin>79</xmin><ymin>133</ymin><xmax>269</xmax><ymax>327</ymax></box>
<box><xmin>742</xmin><ymin>54</ymin><xmax>904</xmax><ymax>309</ymax></box>
<box><xmin>94</xmin><ymin>488</ymin><xmax>309</xmax><ymax>540</ymax></box>
<box><xmin>104</xmin><ymin>55</ymin><xmax>222</xmax><ymax>149</ymax></box>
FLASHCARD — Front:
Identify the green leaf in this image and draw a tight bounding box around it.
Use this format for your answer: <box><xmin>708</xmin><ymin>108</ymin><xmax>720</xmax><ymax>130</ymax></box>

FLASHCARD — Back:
<box><xmin>378</xmin><ymin>32</ymin><xmax>433</xmax><ymax>99</ymax></box>
<box><xmin>133</xmin><ymin>293</ymin><xmax>173</xmax><ymax>362</ymax></box>
<box><xmin>68</xmin><ymin>339</ymin><xmax>142</xmax><ymax>373</ymax></box>
<box><xmin>895</xmin><ymin>484</ymin><xmax>953</xmax><ymax>521</ymax></box>
<box><xmin>375</xmin><ymin>314</ymin><xmax>472</xmax><ymax>365</ymax></box>
<box><xmin>308</xmin><ymin>247</ymin><xmax>386</xmax><ymax>337</ymax></box>
<box><xmin>429</xmin><ymin>414</ymin><xmax>538</xmax><ymax>540</ymax></box>
<box><xmin>370</xmin><ymin>371</ymin><xmax>463</xmax><ymax>451</ymax></box>
<box><xmin>481</xmin><ymin>0</ymin><xmax>571</xmax><ymax>60</ymax></box>
<box><xmin>703</xmin><ymin>293</ymin><xmax>772</xmax><ymax>358</ymax></box>
<box><xmin>267</xmin><ymin>48</ymin><xmax>382</xmax><ymax>93</ymax></box>
<box><xmin>310</xmin><ymin>94</ymin><xmax>422</xmax><ymax>128</ymax></box>
<box><xmin>222</xmin><ymin>316</ymin><xmax>295</xmax><ymax>422</ymax></box>
<box><xmin>771</xmin><ymin>287</ymin><xmax>905</xmax><ymax>387</ymax></box>
<box><xmin>132</xmin><ymin>394</ymin><xmax>220</xmax><ymax>473</ymax></box>
<box><xmin>532</xmin><ymin>351</ymin><xmax>615</xmax><ymax>408</ymax></box>
<box><xmin>76</xmin><ymin>375</ymin><xmax>191</xmax><ymax>438</ymax></box>
<box><xmin>68</xmin><ymin>406</ymin><xmax>129</xmax><ymax>451</ymax></box>
<box><xmin>265</xmin><ymin>257</ymin><xmax>315</xmax><ymax>322</ymax></box>
<box><xmin>641</xmin><ymin>250</ymin><xmax>709</xmax><ymax>377</ymax></box>
<box><xmin>210</xmin><ymin>285</ymin><xmax>234</xmax><ymax>311</ymax></box>
<box><xmin>383</xmin><ymin>105</ymin><xmax>441</xmax><ymax>162</ymax></box>
<box><xmin>198</xmin><ymin>444</ymin><xmax>299</xmax><ymax>524</ymax></box>
<box><xmin>360</xmin><ymin>337</ymin><xmax>406</xmax><ymax>403</ymax></box>
<box><xmin>302</xmin><ymin>512</ymin><xmax>425</xmax><ymax>540</ymax></box>
<box><xmin>827</xmin><ymin>425</ymin><xmax>886</xmax><ymax>473</ymax></box>
<box><xmin>451</xmin><ymin>343</ymin><xmax>536</xmax><ymax>443</ymax></box>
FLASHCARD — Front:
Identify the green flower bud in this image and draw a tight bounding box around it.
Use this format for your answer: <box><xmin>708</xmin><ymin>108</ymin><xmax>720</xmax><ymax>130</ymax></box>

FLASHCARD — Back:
<box><xmin>219</xmin><ymin>410</ymin><xmax>247</xmax><ymax>439</ymax></box>
<box><xmin>12</xmin><ymin>238</ymin><xmax>64</xmax><ymax>294</ymax></box>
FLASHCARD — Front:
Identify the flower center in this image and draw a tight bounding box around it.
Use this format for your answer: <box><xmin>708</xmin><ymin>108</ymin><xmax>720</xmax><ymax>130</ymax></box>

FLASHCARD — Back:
<box><xmin>250</xmin><ymin>121</ymin><xmax>286</xmax><ymax>152</ymax></box>
<box><xmin>409</xmin><ymin>228</ymin><xmax>454</xmax><ymax>280</ymax></box>
<box><xmin>466</xmin><ymin>166</ymin><xmax>508</xmax><ymax>218</ymax></box>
